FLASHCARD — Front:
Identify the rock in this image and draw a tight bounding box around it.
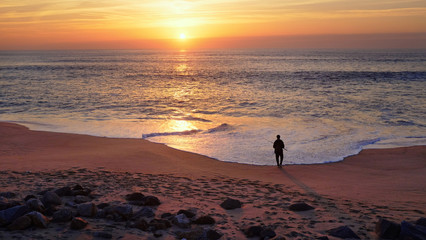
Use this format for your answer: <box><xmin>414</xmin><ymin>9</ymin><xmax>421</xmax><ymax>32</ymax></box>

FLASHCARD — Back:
<box><xmin>153</xmin><ymin>231</ymin><xmax>163</xmax><ymax>238</ymax></box>
<box><xmin>24</xmin><ymin>195</ymin><xmax>37</xmax><ymax>201</ymax></box>
<box><xmin>93</xmin><ymin>231</ymin><xmax>113</xmax><ymax>239</ymax></box>
<box><xmin>103</xmin><ymin>204</ymin><xmax>133</xmax><ymax>220</ymax></box>
<box><xmin>194</xmin><ymin>215</ymin><xmax>216</xmax><ymax>225</ymax></box>
<box><xmin>0</xmin><ymin>192</ymin><xmax>16</xmax><ymax>198</ymax></box>
<box><xmin>128</xmin><ymin>195</ymin><xmax>161</xmax><ymax>206</ymax></box>
<box><xmin>133</xmin><ymin>218</ymin><xmax>149</xmax><ymax>231</ymax></box>
<box><xmin>142</xmin><ymin>196</ymin><xmax>161</xmax><ymax>206</ymax></box>
<box><xmin>72</xmin><ymin>185</ymin><xmax>91</xmax><ymax>196</ymax></box>
<box><xmin>400</xmin><ymin>220</ymin><xmax>426</xmax><ymax>240</ymax></box>
<box><xmin>316</xmin><ymin>237</ymin><xmax>329</xmax><ymax>240</ymax></box>
<box><xmin>55</xmin><ymin>186</ymin><xmax>72</xmax><ymax>197</ymax></box>
<box><xmin>177</xmin><ymin>228</ymin><xmax>204</xmax><ymax>240</ymax></box>
<box><xmin>149</xmin><ymin>219</ymin><xmax>171</xmax><ymax>230</ymax></box>
<box><xmin>27</xmin><ymin>211</ymin><xmax>49</xmax><ymax>228</ymax></box>
<box><xmin>177</xmin><ymin>209</ymin><xmax>196</xmax><ymax>218</ymax></box>
<box><xmin>70</xmin><ymin>217</ymin><xmax>88</xmax><ymax>230</ymax></box>
<box><xmin>77</xmin><ymin>203</ymin><xmax>97</xmax><ymax>217</ymax></box>
<box><xmin>244</xmin><ymin>226</ymin><xmax>263</xmax><ymax>237</ymax></box>
<box><xmin>52</xmin><ymin>208</ymin><xmax>75</xmax><ymax>222</ymax></box>
<box><xmin>161</xmin><ymin>212</ymin><xmax>173</xmax><ymax>219</ymax></box>
<box><xmin>75</xmin><ymin>195</ymin><xmax>91</xmax><ymax>204</ymax></box>
<box><xmin>172</xmin><ymin>213</ymin><xmax>191</xmax><ymax>228</ymax></box>
<box><xmin>42</xmin><ymin>191</ymin><xmax>62</xmax><ymax>206</ymax></box>
<box><xmin>26</xmin><ymin>198</ymin><xmax>45</xmax><ymax>212</ymax></box>
<box><xmin>375</xmin><ymin>218</ymin><xmax>401</xmax><ymax>239</ymax></box>
<box><xmin>204</xmin><ymin>229</ymin><xmax>223</xmax><ymax>240</ymax></box>
<box><xmin>0</xmin><ymin>198</ymin><xmax>20</xmax><ymax>211</ymax></box>
<box><xmin>327</xmin><ymin>226</ymin><xmax>360</xmax><ymax>239</ymax></box>
<box><xmin>7</xmin><ymin>215</ymin><xmax>32</xmax><ymax>230</ymax></box>
<box><xmin>65</xmin><ymin>201</ymin><xmax>77</xmax><ymax>208</ymax></box>
<box><xmin>133</xmin><ymin>207</ymin><xmax>155</xmax><ymax>219</ymax></box>
<box><xmin>416</xmin><ymin>217</ymin><xmax>426</xmax><ymax>227</ymax></box>
<box><xmin>220</xmin><ymin>198</ymin><xmax>242</xmax><ymax>210</ymax></box>
<box><xmin>97</xmin><ymin>203</ymin><xmax>110</xmax><ymax>209</ymax></box>
<box><xmin>288</xmin><ymin>202</ymin><xmax>315</xmax><ymax>212</ymax></box>
<box><xmin>0</xmin><ymin>205</ymin><xmax>29</xmax><ymax>226</ymax></box>
<box><xmin>260</xmin><ymin>228</ymin><xmax>276</xmax><ymax>239</ymax></box>
<box><xmin>125</xmin><ymin>192</ymin><xmax>145</xmax><ymax>201</ymax></box>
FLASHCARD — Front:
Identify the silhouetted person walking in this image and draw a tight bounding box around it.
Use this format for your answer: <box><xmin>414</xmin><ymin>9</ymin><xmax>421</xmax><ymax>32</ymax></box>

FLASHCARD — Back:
<box><xmin>273</xmin><ymin>135</ymin><xmax>285</xmax><ymax>167</ymax></box>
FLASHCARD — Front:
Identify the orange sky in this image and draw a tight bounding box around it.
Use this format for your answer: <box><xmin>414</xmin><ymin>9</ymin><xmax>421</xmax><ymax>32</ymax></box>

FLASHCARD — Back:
<box><xmin>1</xmin><ymin>0</ymin><xmax>426</xmax><ymax>50</ymax></box>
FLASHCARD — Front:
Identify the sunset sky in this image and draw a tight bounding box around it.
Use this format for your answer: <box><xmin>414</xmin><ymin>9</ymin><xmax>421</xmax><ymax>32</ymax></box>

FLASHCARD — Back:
<box><xmin>1</xmin><ymin>0</ymin><xmax>426</xmax><ymax>49</ymax></box>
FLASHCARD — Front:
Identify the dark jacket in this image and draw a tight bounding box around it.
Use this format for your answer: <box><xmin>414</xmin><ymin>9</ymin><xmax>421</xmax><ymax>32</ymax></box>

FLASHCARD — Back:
<box><xmin>273</xmin><ymin>139</ymin><xmax>285</xmax><ymax>154</ymax></box>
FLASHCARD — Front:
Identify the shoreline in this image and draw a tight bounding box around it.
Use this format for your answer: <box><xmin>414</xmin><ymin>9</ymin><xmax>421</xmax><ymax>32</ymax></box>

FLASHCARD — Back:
<box><xmin>1</xmin><ymin>122</ymin><xmax>425</xmax><ymax>239</ymax></box>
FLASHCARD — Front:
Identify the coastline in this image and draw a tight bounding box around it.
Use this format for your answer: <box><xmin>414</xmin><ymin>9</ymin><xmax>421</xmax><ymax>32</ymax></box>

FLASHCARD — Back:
<box><xmin>1</xmin><ymin>122</ymin><xmax>425</xmax><ymax>239</ymax></box>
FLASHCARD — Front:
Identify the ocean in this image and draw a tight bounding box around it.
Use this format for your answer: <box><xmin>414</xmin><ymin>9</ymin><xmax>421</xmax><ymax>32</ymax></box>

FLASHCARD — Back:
<box><xmin>1</xmin><ymin>49</ymin><xmax>425</xmax><ymax>165</ymax></box>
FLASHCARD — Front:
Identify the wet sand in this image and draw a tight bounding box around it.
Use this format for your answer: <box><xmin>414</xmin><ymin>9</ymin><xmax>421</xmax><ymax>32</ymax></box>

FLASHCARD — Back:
<box><xmin>1</xmin><ymin>122</ymin><xmax>425</xmax><ymax>239</ymax></box>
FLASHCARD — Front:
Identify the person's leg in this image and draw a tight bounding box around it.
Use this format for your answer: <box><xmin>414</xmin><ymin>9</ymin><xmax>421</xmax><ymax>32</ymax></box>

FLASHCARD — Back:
<box><xmin>275</xmin><ymin>154</ymin><xmax>280</xmax><ymax>166</ymax></box>
<box><xmin>279</xmin><ymin>153</ymin><xmax>283</xmax><ymax>166</ymax></box>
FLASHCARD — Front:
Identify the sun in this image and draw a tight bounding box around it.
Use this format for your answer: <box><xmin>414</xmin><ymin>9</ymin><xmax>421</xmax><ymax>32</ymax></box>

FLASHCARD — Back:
<box><xmin>179</xmin><ymin>33</ymin><xmax>186</xmax><ymax>40</ymax></box>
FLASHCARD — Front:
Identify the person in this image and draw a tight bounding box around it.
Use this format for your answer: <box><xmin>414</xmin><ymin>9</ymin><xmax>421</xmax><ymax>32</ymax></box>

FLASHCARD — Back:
<box><xmin>273</xmin><ymin>135</ymin><xmax>285</xmax><ymax>167</ymax></box>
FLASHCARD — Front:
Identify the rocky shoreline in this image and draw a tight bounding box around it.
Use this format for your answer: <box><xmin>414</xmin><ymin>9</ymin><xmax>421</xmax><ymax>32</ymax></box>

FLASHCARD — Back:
<box><xmin>1</xmin><ymin>169</ymin><xmax>425</xmax><ymax>239</ymax></box>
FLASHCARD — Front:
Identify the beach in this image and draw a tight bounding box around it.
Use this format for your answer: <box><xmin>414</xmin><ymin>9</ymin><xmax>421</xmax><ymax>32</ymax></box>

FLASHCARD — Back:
<box><xmin>1</xmin><ymin>122</ymin><xmax>425</xmax><ymax>239</ymax></box>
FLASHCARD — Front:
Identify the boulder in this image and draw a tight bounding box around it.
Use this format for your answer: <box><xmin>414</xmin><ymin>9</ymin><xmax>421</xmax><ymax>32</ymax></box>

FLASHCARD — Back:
<box><xmin>77</xmin><ymin>203</ymin><xmax>97</xmax><ymax>217</ymax></box>
<box><xmin>7</xmin><ymin>215</ymin><xmax>32</xmax><ymax>230</ymax></box>
<box><xmin>260</xmin><ymin>228</ymin><xmax>277</xmax><ymax>239</ymax></box>
<box><xmin>400</xmin><ymin>220</ymin><xmax>426</xmax><ymax>240</ymax></box>
<box><xmin>52</xmin><ymin>208</ymin><xmax>75</xmax><ymax>222</ymax></box>
<box><xmin>327</xmin><ymin>226</ymin><xmax>360</xmax><ymax>239</ymax></box>
<box><xmin>24</xmin><ymin>195</ymin><xmax>37</xmax><ymax>201</ymax></box>
<box><xmin>27</xmin><ymin>211</ymin><xmax>49</xmax><ymax>228</ymax></box>
<box><xmin>244</xmin><ymin>226</ymin><xmax>263</xmax><ymax>237</ymax></box>
<box><xmin>70</xmin><ymin>217</ymin><xmax>88</xmax><ymax>230</ymax></box>
<box><xmin>0</xmin><ymin>192</ymin><xmax>16</xmax><ymax>198</ymax></box>
<box><xmin>42</xmin><ymin>191</ymin><xmax>62</xmax><ymax>206</ymax></box>
<box><xmin>97</xmin><ymin>203</ymin><xmax>110</xmax><ymax>209</ymax></box>
<box><xmin>172</xmin><ymin>213</ymin><xmax>191</xmax><ymax>228</ymax></box>
<box><xmin>132</xmin><ymin>218</ymin><xmax>149</xmax><ymax>231</ymax></box>
<box><xmin>75</xmin><ymin>195</ymin><xmax>91</xmax><ymax>204</ymax></box>
<box><xmin>72</xmin><ymin>185</ymin><xmax>91</xmax><ymax>196</ymax></box>
<box><xmin>177</xmin><ymin>209</ymin><xmax>196</xmax><ymax>218</ymax></box>
<box><xmin>375</xmin><ymin>218</ymin><xmax>401</xmax><ymax>239</ymax></box>
<box><xmin>133</xmin><ymin>207</ymin><xmax>155</xmax><ymax>219</ymax></box>
<box><xmin>177</xmin><ymin>228</ymin><xmax>204</xmax><ymax>240</ymax></box>
<box><xmin>142</xmin><ymin>196</ymin><xmax>161</xmax><ymax>206</ymax></box>
<box><xmin>194</xmin><ymin>215</ymin><xmax>216</xmax><ymax>225</ymax></box>
<box><xmin>220</xmin><ymin>198</ymin><xmax>242</xmax><ymax>210</ymax></box>
<box><xmin>55</xmin><ymin>186</ymin><xmax>73</xmax><ymax>197</ymax></box>
<box><xmin>93</xmin><ymin>231</ymin><xmax>113</xmax><ymax>239</ymax></box>
<box><xmin>204</xmin><ymin>229</ymin><xmax>223</xmax><ymax>240</ymax></box>
<box><xmin>125</xmin><ymin>193</ymin><xmax>145</xmax><ymax>201</ymax></box>
<box><xmin>26</xmin><ymin>198</ymin><xmax>45</xmax><ymax>213</ymax></box>
<box><xmin>0</xmin><ymin>205</ymin><xmax>29</xmax><ymax>226</ymax></box>
<box><xmin>288</xmin><ymin>202</ymin><xmax>315</xmax><ymax>212</ymax></box>
<box><xmin>149</xmin><ymin>219</ymin><xmax>171</xmax><ymax>230</ymax></box>
<box><xmin>416</xmin><ymin>217</ymin><xmax>426</xmax><ymax>227</ymax></box>
<box><xmin>103</xmin><ymin>204</ymin><xmax>133</xmax><ymax>220</ymax></box>
<box><xmin>0</xmin><ymin>198</ymin><xmax>20</xmax><ymax>211</ymax></box>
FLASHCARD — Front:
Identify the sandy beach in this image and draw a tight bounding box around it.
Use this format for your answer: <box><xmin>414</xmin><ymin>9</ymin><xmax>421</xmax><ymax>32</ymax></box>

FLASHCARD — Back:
<box><xmin>1</xmin><ymin>122</ymin><xmax>425</xmax><ymax>239</ymax></box>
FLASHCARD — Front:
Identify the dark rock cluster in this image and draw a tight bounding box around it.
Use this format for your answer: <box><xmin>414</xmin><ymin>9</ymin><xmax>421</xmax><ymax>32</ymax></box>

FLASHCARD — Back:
<box><xmin>0</xmin><ymin>189</ymin><xmax>223</xmax><ymax>239</ymax></box>
<box><xmin>375</xmin><ymin>217</ymin><xmax>426</xmax><ymax>240</ymax></box>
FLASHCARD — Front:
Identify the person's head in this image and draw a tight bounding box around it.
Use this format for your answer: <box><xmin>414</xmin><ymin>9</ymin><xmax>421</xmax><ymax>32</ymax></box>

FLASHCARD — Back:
<box><xmin>276</xmin><ymin>135</ymin><xmax>280</xmax><ymax>139</ymax></box>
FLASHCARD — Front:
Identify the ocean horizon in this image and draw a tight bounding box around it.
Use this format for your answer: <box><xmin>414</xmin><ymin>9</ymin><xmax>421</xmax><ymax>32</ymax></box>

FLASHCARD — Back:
<box><xmin>1</xmin><ymin>48</ymin><xmax>425</xmax><ymax>165</ymax></box>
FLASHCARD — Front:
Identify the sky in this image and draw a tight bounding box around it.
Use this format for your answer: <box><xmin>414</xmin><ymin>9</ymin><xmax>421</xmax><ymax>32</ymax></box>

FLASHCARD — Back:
<box><xmin>1</xmin><ymin>0</ymin><xmax>426</xmax><ymax>49</ymax></box>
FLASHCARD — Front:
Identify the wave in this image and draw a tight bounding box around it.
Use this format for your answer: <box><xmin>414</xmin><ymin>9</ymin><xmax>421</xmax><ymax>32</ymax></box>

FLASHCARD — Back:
<box><xmin>142</xmin><ymin>129</ymin><xmax>201</xmax><ymax>138</ymax></box>
<box><xmin>142</xmin><ymin>123</ymin><xmax>234</xmax><ymax>139</ymax></box>
<box><xmin>206</xmin><ymin>123</ymin><xmax>234</xmax><ymax>133</ymax></box>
